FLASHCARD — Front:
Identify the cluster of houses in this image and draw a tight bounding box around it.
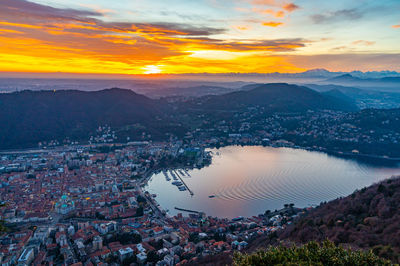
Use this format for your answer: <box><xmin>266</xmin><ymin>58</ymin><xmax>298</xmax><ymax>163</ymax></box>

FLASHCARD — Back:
<box><xmin>0</xmin><ymin>142</ymin><xmax>302</xmax><ymax>265</ymax></box>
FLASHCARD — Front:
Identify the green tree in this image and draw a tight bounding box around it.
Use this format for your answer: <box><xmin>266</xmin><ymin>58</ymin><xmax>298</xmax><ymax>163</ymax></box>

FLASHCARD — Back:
<box><xmin>233</xmin><ymin>240</ymin><xmax>393</xmax><ymax>266</ymax></box>
<box><xmin>0</xmin><ymin>203</ymin><xmax>7</xmax><ymax>232</ymax></box>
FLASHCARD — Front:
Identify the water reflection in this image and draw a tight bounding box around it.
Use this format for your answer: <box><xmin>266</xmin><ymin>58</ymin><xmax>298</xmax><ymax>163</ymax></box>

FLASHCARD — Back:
<box><xmin>145</xmin><ymin>146</ymin><xmax>400</xmax><ymax>218</ymax></box>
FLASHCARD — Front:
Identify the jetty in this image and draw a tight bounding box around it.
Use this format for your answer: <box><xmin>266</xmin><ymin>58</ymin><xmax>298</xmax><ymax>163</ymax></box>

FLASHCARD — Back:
<box><xmin>174</xmin><ymin>170</ymin><xmax>194</xmax><ymax>196</ymax></box>
<box><xmin>174</xmin><ymin>207</ymin><xmax>201</xmax><ymax>214</ymax></box>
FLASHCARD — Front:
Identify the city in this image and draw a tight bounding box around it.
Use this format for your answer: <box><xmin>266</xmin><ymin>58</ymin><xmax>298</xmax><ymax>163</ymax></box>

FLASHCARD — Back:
<box><xmin>0</xmin><ymin>141</ymin><xmax>302</xmax><ymax>265</ymax></box>
<box><xmin>1</xmin><ymin>0</ymin><xmax>400</xmax><ymax>264</ymax></box>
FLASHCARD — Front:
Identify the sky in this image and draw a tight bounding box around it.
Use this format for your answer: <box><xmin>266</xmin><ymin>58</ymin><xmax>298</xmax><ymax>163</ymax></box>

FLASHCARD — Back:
<box><xmin>0</xmin><ymin>0</ymin><xmax>399</xmax><ymax>75</ymax></box>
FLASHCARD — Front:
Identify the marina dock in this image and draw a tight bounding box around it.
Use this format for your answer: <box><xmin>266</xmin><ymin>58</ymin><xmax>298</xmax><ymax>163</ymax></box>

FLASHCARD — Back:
<box><xmin>178</xmin><ymin>169</ymin><xmax>186</xmax><ymax>176</ymax></box>
<box><xmin>174</xmin><ymin>207</ymin><xmax>201</xmax><ymax>214</ymax></box>
<box><xmin>174</xmin><ymin>170</ymin><xmax>194</xmax><ymax>196</ymax></box>
<box><xmin>162</xmin><ymin>171</ymin><xmax>171</xmax><ymax>181</ymax></box>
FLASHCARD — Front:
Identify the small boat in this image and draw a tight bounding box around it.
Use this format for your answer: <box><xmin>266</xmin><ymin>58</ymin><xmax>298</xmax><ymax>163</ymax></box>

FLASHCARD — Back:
<box><xmin>178</xmin><ymin>170</ymin><xmax>186</xmax><ymax>176</ymax></box>
<box><xmin>169</xmin><ymin>171</ymin><xmax>178</xmax><ymax>180</ymax></box>
<box><xmin>172</xmin><ymin>181</ymin><xmax>183</xmax><ymax>186</ymax></box>
<box><xmin>208</xmin><ymin>195</ymin><xmax>216</xmax><ymax>198</ymax></box>
<box><xmin>178</xmin><ymin>186</ymin><xmax>187</xmax><ymax>191</ymax></box>
<box><xmin>163</xmin><ymin>171</ymin><xmax>171</xmax><ymax>181</ymax></box>
<box><xmin>232</xmin><ymin>216</ymin><xmax>244</xmax><ymax>221</ymax></box>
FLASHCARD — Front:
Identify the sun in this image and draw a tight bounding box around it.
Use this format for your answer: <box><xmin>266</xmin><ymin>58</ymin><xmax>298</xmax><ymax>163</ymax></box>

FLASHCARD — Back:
<box><xmin>142</xmin><ymin>65</ymin><xmax>162</xmax><ymax>74</ymax></box>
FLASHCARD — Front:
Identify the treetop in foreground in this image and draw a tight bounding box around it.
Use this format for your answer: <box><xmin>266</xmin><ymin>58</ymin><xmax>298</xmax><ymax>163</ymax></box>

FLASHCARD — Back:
<box><xmin>233</xmin><ymin>240</ymin><xmax>395</xmax><ymax>266</ymax></box>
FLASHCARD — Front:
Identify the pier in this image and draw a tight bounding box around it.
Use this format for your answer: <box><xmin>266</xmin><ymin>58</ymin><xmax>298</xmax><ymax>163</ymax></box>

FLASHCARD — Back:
<box><xmin>174</xmin><ymin>207</ymin><xmax>200</xmax><ymax>214</ymax></box>
<box><xmin>174</xmin><ymin>170</ymin><xmax>194</xmax><ymax>196</ymax></box>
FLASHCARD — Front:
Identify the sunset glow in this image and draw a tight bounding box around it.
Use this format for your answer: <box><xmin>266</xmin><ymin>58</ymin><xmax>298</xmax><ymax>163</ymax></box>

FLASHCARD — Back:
<box><xmin>143</xmin><ymin>65</ymin><xmax>163</xmax><ymax>74</ymax></box>
<box><xmin>0</xmin><ymin>0</ymin><xmax>399</xmax><ymax>75</ymax></box>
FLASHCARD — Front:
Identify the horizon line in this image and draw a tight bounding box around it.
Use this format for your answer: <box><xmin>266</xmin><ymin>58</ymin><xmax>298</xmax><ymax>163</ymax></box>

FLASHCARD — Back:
<box><xmin>0</xmin><ymin>69</ymin><xmax>399</xmax><ymax>79</ymax></box>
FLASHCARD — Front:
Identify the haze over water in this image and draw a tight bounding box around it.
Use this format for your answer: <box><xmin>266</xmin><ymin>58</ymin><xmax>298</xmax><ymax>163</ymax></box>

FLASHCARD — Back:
<box><xmin>146</xmin><ymin>146</ymin><xmax>400</xmax><ymax>218</ymax></box>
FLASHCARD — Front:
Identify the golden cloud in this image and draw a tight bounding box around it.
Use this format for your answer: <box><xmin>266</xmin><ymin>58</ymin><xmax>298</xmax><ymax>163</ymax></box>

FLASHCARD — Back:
<box><xmin>253</xmin><ymin>8</ymin><xmax>285</xmax><ymax>18</ymax></box>
<box><xmin>352</xmin><ymin>40</ymin><xmax>375</xmax><ymax>46</ymax></box>
<box><xmin>0</xmin><ymin>0</ymin><xmax>308</xmax><ymax>74</ymax></box>
<box><xmin>262</xmin><ymin>21</ymin><xmax>284</xmax><ymax>27</ymax></box>
<box><xmin>283</xmin><ymin>3</ymin><xmax>299</xmax><ymax>12</ymax></box>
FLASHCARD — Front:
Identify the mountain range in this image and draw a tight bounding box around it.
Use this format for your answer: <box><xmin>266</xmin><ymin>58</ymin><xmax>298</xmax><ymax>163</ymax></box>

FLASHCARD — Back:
<box><xmin>0</xmin><ymin>88</ymin><xmax>181</xmax><ymax>149</ymax></box>
<box><xmin>0</xmin><ymin>83</ymin><xmax>357</xmax><ymax>150</ymax></box>
<box><xmin>181</xmin><ymin>83</ymin><xmax>357</xmax><ymax>113</ymax></box>
<box><xmin>322</xmin><ymin>74</ymin><xmax>400</xmax><ymax>90</ymax></box>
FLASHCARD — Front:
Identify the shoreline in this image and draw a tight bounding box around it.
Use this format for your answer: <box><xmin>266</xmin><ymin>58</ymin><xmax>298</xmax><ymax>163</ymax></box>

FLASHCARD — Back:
<box><xmin>140</xmin><ymin>145</ymin><xmax>399</xmax><ymax>220</ymax></box>
<box><xmin>3</xmin><ymin>143</ymin><xmax>398</xmax><ymax>221</ymax></box>
<box><xmin>2</xmin><ymin>141</ymin><xmax>400</xmax><ymax>162</ymax></box>
<box><xmin>210</xmin><ymin>143</ymin><xmax>400</xmax><ymax>165</ymax></box>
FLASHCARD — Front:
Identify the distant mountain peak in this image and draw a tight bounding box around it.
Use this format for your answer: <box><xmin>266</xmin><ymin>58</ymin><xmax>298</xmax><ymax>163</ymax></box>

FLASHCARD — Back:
<box><xmin>189</xmin><ymin>83</ymin><xmax>358</xmax><ymax>113</ymax></box>
<box><xmin>101</xmin><ymin>87</ymin><xmax>138</xmax><ymax>94</ymax></box>
<box><xmin>303</xmin><ymin>68</ymin><xmax>331</xmax><ymax>73</ymax></box>
<box><xmin>326</xmin><ymin>73</ymin><xmax>359</xmax><ymax>82</ymax></box>
<box><xmin>338</xmin><ymin>73</ymin><xmax>353</xmax><ymax>78</ymax></box>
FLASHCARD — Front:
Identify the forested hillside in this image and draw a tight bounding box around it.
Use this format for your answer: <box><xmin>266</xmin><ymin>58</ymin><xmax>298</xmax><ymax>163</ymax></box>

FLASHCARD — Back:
<box><xmin>276</xmin><ymin>176</ymin><xmax>400</xmax><ymax>263</ymax></box>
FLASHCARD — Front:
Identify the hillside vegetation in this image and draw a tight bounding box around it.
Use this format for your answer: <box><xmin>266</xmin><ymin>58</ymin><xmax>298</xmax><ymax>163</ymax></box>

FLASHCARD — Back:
<box><xmin>234</xmin><ymin>240</ymin><xmax>393</xmax><ymax>266</ymax></box>
<box><xmin>277</xmin><ymin>176</ymin><xmax>400</xmax><ymax>263</ymax></box>
<box><xmin>0</xmin><ymin>88</ymin><xmax>184</xmax><ymax>149</ymax></box>
<box><xmin>0</xmin><ymin>84</ymin><xmax>357</xmax><ymax>149</ymax></box>
<box><xmin>197</xmin><ymin>177</ymin><xmax>400</xmax><ymax>265</ymax></box>
<box><xmin>182</xmin><ymin>83</ymin><xmax>358</xmax><ymax>113</ymax></box>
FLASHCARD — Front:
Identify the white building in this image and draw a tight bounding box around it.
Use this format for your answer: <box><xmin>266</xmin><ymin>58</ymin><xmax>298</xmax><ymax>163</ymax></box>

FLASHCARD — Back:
<box><xmin>136</xmin><ymin>252</ymin><xmax>147</xmax><ymax>264</ymax></box>
<box><xmin>118</xmin><ymin>247</ymin><xmax>134</xmax><ymax>262</ymax></box>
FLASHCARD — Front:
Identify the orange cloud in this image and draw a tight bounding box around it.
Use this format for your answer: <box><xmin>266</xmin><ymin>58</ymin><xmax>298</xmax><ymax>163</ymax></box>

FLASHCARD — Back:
<box><xmin>275</xmin><ymin>11</ymin><xmax>285</xmax><ymax>17</ymax></box>
<box><xmin>352</xmin><ymin>40</ymin><xmax>375</xmax><ymax>46</ymax></box>
<box><xmin>251</xmin><ymin>0</ymin><xmax>276</xmax><ymax>5</ymax></box>
<box><xmin>393</xmin><ymin>24</ymin><xmax>400</xmax><ymax>28</ymax></box>
<box><xmin>249</xmin><ymin>1</ymin><xmax>299</xmax><ymax>13</ymax></box>
<box><xmin>0</xmin><ymin>28</ymin><xmax>24</xmax><ymax>34</ymax></box>
<box><xmin>248</xmin><ymin>1</ymin><xmax>299</xmax><ymax>22</ymax></box>
<box><xmin>0</xmin><ymin>0</ymin><xmax>308</xmax><ymax>74</ymax></box>
<box><xmin>283</xmin><ymin>3</ymin><xmax>299</xmax><ymax>12</ymax></box>
<box><xmin>233</xmin><ymin>25</ymin><xmax>251</xmax><ymax>31</ymax></box>
<box><xmin>0</xmin><ymin>21</ymin><xmax>42</xmax><ymax>29</ymax></box>
<box><xmin>262</xmin><ymin>21</ymin><xmax>284</xmax><ymax>27</ymax></box>
<box><xmin>253</xmin><ymin>8</ymin><xmax>285</xmax><ymax>17</ymax></box>
<box><xmin>160</xmin><ymin>52</ymin><xmax>305</xmax><ymax>74</ymax></box>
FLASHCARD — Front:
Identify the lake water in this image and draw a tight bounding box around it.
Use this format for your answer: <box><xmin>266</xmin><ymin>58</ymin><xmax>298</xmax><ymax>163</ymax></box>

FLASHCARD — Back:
<box><xmin>145</xmin><ymin>146</ymin><xmax>400</xmax><ymax>218</ymax></box>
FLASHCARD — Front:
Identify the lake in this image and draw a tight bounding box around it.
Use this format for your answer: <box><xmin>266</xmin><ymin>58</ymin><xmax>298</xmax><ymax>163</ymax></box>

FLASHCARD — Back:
<box><xmin>145</xmin><ymin>146</ymin><xmax>400</xmax><ymax>218</ymax></box>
